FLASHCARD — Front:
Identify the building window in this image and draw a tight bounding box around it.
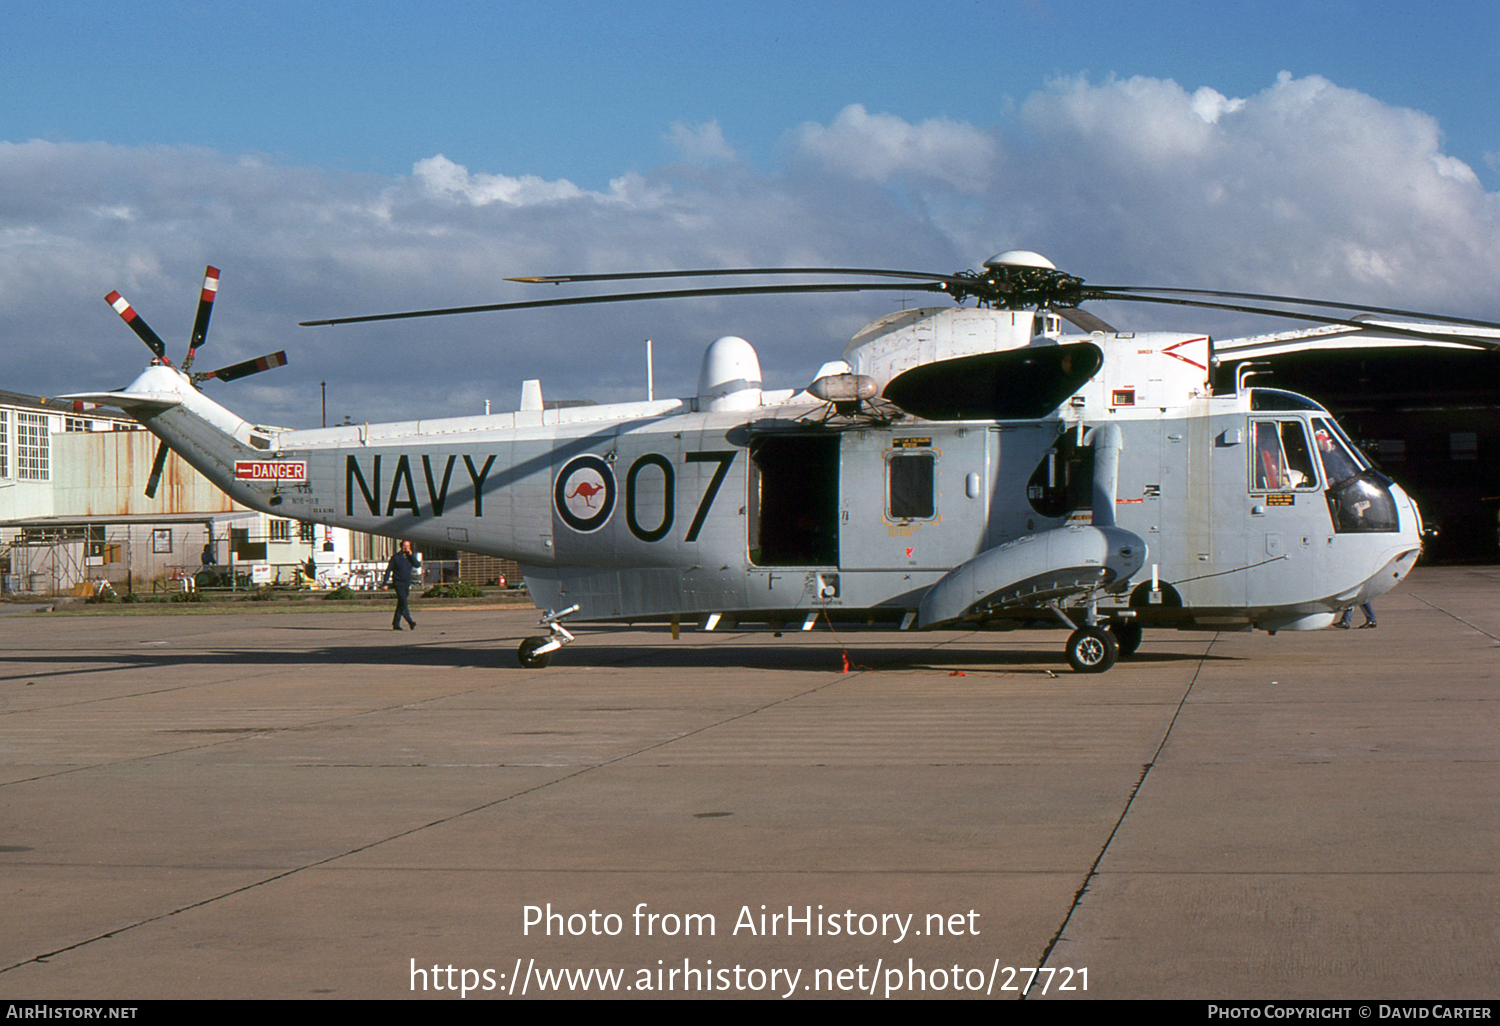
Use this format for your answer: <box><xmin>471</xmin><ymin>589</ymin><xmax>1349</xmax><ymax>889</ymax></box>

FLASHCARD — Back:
<box><xmin>298</xmin><ymin>521</ymin><xmax>316</xmax><ymax>542</ymax></box>
<box><xmin>270</xmin><ymin>519</ymin><xmax>291</xmax><ymax>542</ymax></box>
<box><xmin>64</xmin><ymin>417</ymin><xmax>93</xmax><ymax>432</ymax></box>
<box><xmin>0</xmin><ymin>410</ymin><xmax>8</xmax><ymax>477</ymax></box>
<box><xmin>230</xmin><ymin>527</ymin><xmax>267</xmax><ymax>561</ymax></box>
<box><xmin>16</xmin><ymin>412</ymin><xmax>49</xmax><ymax>481</ymax></box>
<box><xmin>85</xmin><ymin>526</ymin><xmax>120</xmax><ymax>564</ymax></box>
<box><xmin>1450</xmin><ymin>432</ymin><xmax>1478</xmax><ymax>461</ymax></box>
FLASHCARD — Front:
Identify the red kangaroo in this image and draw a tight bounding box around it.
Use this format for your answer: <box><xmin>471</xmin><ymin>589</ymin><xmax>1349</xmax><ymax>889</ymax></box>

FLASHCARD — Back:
<box><xmin>567</xmin><ymin>480</ymin><xmax>606</xmax><ymax>507</ymax></box>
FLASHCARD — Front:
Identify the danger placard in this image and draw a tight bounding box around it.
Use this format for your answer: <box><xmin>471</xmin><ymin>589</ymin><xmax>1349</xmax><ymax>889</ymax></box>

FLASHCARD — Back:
<box><xmin>234</xmin><ymin>461</ymin><xmax>307</xmax><ymax>482</ymax></box>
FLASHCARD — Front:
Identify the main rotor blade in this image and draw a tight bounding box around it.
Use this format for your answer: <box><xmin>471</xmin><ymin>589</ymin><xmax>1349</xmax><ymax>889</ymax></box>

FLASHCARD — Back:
<box><xmin>196</xmin><ymin>350</ymin><xmax>288</xmax><ymax>383</ymax></box>
<box><xmin>507</xmin><ymin>266</ymin><xmax>958</xmax><ymax>285</ymax></box>
<box><xmin>1090</xmin><ymin>285</ymin><xmax>1500</xmax><ymax>332</ymax></box>
<box><xmin>144</xmin><ymin>440</ymin><xmax>169</xmax><ymax>499</ymax></box>
<box><xmin>1090</xmin><ymin>292</ymin><xmax>1500</xmax><ymax>347</ymax></box>
<box><xmin>1056</xmin><ymin>307</ymin><xmax>1117</xmax><ymax>333</ymax></box>
<box><xmin>182</xmin><ymin>265</ymin><xmax>221</xmax><ymax>373</ymax></box>
<box><xmin>105</xmin><ymin>291</ymin><xmax>169</xmax><ymax>361</ymax></box>
<box><xmin>300</xmin><ymin>282</ymin><xmax>948</xmax><ymax>327</ymax></box>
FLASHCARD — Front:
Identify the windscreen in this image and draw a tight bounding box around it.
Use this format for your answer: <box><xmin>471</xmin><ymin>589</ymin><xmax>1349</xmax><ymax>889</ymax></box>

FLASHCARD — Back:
<box><xmin>1311</xmin><ymin>418</ymin><xmax>1361</xmax><ymax>487</ymax></box>
<box><xmin>1312</xmin><ymin>419</ymin><xmax>1400</xmax><ymax>533</ymax></box>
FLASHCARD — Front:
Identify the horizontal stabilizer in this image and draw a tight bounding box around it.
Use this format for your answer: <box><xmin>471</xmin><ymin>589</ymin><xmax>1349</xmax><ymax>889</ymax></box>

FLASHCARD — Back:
<box><xmin>57</xmin><ymin>390</ymin><xmax>183</xmax><ymax>415</ymax></box>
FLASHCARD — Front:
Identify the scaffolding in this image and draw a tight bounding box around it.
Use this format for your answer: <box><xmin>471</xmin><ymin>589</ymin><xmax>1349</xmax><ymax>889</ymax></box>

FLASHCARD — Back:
<box><xmin>0</xmin><ymin>512</ymin><xmax>258</xmax><ymax>596</ymax></box>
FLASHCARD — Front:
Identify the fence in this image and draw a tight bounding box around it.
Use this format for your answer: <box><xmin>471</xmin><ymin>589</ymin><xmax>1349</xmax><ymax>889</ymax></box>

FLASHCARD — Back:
<box><xmin>156</xmin><ymin>559</ymin><xmax>462</xmax><ymax>592</ymax></box>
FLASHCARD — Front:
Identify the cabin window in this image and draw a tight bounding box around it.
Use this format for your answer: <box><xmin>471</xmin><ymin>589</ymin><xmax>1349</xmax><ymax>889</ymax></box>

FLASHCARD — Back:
<box><xmin>1251</xmin><ymin>419</ymin><xmax>1318</xmax><ymax>492</ymax></box>
<box><xmin>888</xmin><ymin>453</ymin><xmax>936</xmax><ymax>520</ymax></box>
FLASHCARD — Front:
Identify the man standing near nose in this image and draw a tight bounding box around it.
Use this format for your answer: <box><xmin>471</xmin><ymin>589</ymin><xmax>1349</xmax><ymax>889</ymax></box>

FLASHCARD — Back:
<box><xmin>382</xmin><ymin>539</ymin><xmax>421</xmax><ymax>631</ymax></box>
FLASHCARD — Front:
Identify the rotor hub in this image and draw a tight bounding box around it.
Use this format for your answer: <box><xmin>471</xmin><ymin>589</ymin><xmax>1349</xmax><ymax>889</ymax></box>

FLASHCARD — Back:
<box><xmin>944</xmin><ymin>258</ymin><xmax>1088</xmax><ymax>310</ymax></box>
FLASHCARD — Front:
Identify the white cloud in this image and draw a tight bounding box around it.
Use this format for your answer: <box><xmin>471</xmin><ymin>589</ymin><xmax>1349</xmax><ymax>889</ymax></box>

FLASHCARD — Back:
<box><xmin>1020</xmin><ymin>75</ymin><xmax>1231</xmax><ymax>166</ymax></box>
<box><xmin>413</xmin><ymin>154</ymin><xmax>588</xmax><ymax>206</ymax></box>
<box><xmin>664</xmin><ymin>120</ymin><xmax>736</xmax><ymax>164</ymax></box>
<box><xmin>3</xmin><ymin>71</ymin><xmax>1499</xmax><ymax>428</ymax></box>
<box><xmin>999</xmin><ymin>72</ymin><xmax>1500</xmax><ymax>314</ymax></box>
<box><xmin>792</xmin><ymin>104</ymin><xmax>1000</xmax><ymax>193</ymax></box>
<box><xmin>411</xmin><ymin>155</ymin><xmax>670</xmax><ymax>211</ymax></box>
<box><xmin>1189</xmin><ymin>86</ymin><xmax>1245</xmax><ymax>124</ymax></box>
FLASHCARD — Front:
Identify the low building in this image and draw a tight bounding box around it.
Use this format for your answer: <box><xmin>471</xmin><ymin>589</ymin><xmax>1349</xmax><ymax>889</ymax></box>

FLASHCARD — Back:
<box><xmin>0</xmin><ymin>389</ymin><xmax>519</xmax><ymax>594</ymax></box>
<box><xmin>0</xmin><ymin>390</ymin><xmax>356</xmax><ymax>595</ymax></box>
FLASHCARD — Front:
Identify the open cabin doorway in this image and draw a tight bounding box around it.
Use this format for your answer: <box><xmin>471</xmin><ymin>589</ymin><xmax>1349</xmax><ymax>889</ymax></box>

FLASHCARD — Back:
<box><xmin>748</xmin><ymin>434</ymin><xmax>840</xmax><ymax>566</ymax></box>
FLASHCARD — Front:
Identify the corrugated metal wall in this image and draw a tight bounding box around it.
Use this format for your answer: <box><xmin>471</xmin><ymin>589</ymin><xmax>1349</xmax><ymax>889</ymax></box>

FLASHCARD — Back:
<box><xmin>49</xmin><ymin>431</ymin><xmax>240</xmax><ymax>517</ymax></box>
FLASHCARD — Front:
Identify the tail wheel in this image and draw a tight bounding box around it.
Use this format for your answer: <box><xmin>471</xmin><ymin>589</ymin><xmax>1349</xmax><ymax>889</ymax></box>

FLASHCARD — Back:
<box><xmin>1110</xmin><ymin>621</ymin><xmax>1143</xmax><ymax>658</ymax></box>
<box><xmin>517</xmin><ymin>636</ymin><xmax>553</xmax><ymax>668</ymax></box>
<box><xmin>1066</xmin><ymin>626</ymin><xmax>1118</xmax><ymax>673</ymax></box>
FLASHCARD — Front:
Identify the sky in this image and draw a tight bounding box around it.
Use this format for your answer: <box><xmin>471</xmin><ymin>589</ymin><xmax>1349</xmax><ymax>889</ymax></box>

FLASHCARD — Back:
<box><xmin>3</xmin><ymin>1</ymin><xmax>1500</xmax><ymax>425</ymax></box>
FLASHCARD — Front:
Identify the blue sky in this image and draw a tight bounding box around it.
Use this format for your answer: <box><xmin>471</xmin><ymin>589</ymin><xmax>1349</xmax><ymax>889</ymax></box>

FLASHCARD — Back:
<box><xmin>7</xmin><ymin>1</ymin><xmax>1500</xmax><ymax>185</ymax></box>
<box><xmin>3</xmin><ymin>1</ymin><xmax>1499</xmax><ymax>423</ymax></box>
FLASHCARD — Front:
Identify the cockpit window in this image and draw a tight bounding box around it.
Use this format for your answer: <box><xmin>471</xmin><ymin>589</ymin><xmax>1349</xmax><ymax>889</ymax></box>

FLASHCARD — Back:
<box><xmin>1253</xmin><ymin>421</ymin><xmax>1285</xmax><ymax>490</ymax></box>
<box><xmin>1250</xmin><ymin>388</ymin><xmax>1325</xmax><ymax>412</ymax></box>
<box><xmin>1312</xmin><ymin>418</ymin><xmax>1361</xmax><ymax>487</ymax></box>
<box><xmin>1252</xmin><ymin>419</ymin><xmax>1318</xmax><ymax>491</ymax></box>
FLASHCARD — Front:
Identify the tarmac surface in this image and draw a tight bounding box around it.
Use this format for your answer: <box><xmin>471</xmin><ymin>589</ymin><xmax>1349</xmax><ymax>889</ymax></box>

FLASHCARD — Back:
<box><xmin>0</xmin><ymin>565</ymin><xmax>1496</xmax><ymax>1000</ymax></box>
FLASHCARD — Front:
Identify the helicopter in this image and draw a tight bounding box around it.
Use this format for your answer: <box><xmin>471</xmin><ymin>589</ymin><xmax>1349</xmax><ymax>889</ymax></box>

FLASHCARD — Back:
<box><xmin>65</xmin><ymin>251</ymin><xmax>1500</xmax><ymax>673</ymax></box>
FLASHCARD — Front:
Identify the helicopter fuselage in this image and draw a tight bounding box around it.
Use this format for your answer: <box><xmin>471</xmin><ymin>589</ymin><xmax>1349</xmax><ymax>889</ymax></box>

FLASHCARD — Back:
<box><xmin>119</xmin><ymin>359</ymin><xmax>1422</xmax><ymax>638</ymax></box>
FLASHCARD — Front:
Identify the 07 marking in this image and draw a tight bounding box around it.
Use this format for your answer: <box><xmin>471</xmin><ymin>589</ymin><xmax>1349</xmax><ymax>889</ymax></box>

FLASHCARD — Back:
<box><xmin>624</xmin><ymin>450</ymin><xmax>737</xmax><ymax>544</ymax></box>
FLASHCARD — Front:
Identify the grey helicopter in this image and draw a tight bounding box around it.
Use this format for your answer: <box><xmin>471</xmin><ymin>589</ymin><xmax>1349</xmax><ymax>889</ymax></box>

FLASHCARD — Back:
<box><xmin>68</xmin><ymin>251</ymin><xmax>1500</xmax><ymax>672</ymax></box>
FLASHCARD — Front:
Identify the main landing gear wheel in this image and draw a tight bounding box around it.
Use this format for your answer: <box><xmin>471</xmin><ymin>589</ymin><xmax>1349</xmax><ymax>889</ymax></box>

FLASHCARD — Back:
<box><xmin>1110</xmin><ymin>621</ymin><xmax>1143</xmax><ymax>658</ymax></box>
<box><xmin>1066</xmin><ymin>625</ymin><xmax>1118</xmax><ymax>673</ymax></box>
<box><xmin>517</xmin><ymin>636</ymin><xmax>553</xmax><ymax>668</ymax></box>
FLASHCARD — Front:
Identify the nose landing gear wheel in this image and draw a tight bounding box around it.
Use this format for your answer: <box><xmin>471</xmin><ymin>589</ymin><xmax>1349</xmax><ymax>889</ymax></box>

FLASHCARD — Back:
<box><xmin>1109</xmin><ymin>621</ymin><xmax>1143</xmax><ymax>658</ymax></box>
<box><xmin>518</xmin><ymin>636</ymin><xmax>554</xmax><ymax>668</ymax></box>
<box><xmin>1066</xmin><ymin>625</ymin><xmax>1118</xmax><ymax>673</ymax></box>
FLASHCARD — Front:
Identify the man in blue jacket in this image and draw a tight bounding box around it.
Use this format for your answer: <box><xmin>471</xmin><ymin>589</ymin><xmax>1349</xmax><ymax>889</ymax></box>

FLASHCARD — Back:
<box><xmin>382</xmin><ymin>539</ymin><xmax>421</xmax><ymax>631</ymax></box>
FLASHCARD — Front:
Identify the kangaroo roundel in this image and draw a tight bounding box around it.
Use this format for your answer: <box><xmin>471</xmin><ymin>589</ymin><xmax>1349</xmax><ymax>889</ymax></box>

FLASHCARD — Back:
<box><xmin>555</xmin><ymin>455</ymin><xmax>616</xmax><ymax>533</ymax></box>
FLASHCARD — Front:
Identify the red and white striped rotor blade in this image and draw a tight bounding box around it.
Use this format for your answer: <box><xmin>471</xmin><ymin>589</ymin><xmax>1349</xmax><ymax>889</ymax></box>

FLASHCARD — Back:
<box><xmin>182</xmin><ymin>265</ymin><xmax>220</xmax><ymax>371</ymax></box>
<box><xmin>105</xmin><ymin>291</ymin><xmax>170</xmax><ymax>361</ymax></box>
<box><xmin>198</xmin><ymin>350</ymin><xmax>287</xmax><ymax>383</ymax></box>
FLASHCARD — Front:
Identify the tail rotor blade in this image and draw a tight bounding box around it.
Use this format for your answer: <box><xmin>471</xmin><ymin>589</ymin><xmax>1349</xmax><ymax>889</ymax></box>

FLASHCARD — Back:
<box><xmin>144</xmin><ymin>440</ymin><xmax>169</xmax><ymax>499</ymax></box>
<box><xmin>195</xmin><ymin>350</ymin><xmax>287</xmax><ymax>384</ymax></box>
<box><xmin>181</xmin><ymin>265</ymin><xmax>220</xmax><ymax>373</ymax></box>
<box><xmin>105</xmin><ymin>291</ymin><xmax>170</xmax><ymax>361</ymax></box>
